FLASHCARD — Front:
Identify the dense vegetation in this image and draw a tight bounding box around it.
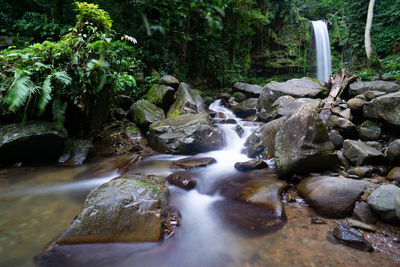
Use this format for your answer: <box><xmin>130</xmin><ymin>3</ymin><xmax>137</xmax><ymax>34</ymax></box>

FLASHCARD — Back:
<box><xmin>0</xmin><ymin>0</ymin><xmax>399</xmax><ymax>135</ymax></box>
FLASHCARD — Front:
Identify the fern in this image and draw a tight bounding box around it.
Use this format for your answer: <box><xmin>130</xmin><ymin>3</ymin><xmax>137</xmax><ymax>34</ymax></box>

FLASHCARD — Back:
<box><xmin>5</xmin><ymin>70</ymin><xmax>36</xmax><ymax>111</ymax></box>
<box><xmin>52</xmin><ymin>71</ymin><xmax>72</xmax><ymax>86</ymax></box>
<box><xmin>37</xmin><ymin>74</ymin><xmax>52</xmax><ymax>115</ymax></box>
<box><xmin>52</xmin><ymin>98</ymin><xmax>68</xmax><ymax>130</ymax></box>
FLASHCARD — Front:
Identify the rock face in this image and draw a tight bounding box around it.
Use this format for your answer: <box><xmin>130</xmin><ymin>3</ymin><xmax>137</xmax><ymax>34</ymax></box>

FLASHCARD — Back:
<box><xmin>233</xmin><ymin>82</ymin><xmax>262</xmax><ymax>98</ymax></box>
<box><xmin>363</xmin><ymin>91</ymin><xmax>400</xmax><ymax>126</ymax></box>
<box><xmin>270</xmin><ymin>96</ymin><xmax>321</xmax><ymax>119</ymax></box>
<box><xmin>145</xmin><ymin>84</ymin><xmax>175</xmax><ymax>111</ymax></box>
<box><xmin>167</xmin><ymin>82</ymin><xmax>205</xmax><ymax>118</ymax></box>
<box><xmin>57</xmin><ymin>174</ymin><xmax>170</xmax><ymax>244</ymax></box>
<box><xmin>148</xmin><ymin>113</ymin><xmax>224</xmax><ymax>154</ymax></box>
<box><xmin>244</xmin><ymin>116</ymin><xmax>288</xmax><ymax>158</ymax></box>
<box><xmin>333</xmin><ymin>224</ymin><xmax>373</xmax><ymax>252</ymax></box>
<box><xmin>274</xmin><ymin>105</ymin><xmax>337</xmax><ymax>177</ymax></box>
<box><xmin>298</xmin><ymin>176</ymin><xmax>375</xmax><ymax>218</ymax></box>
<box><xmin>367</xmin><ymin>184</ymin><xmax>400</xmax><ymax>223</ymax></box>
<box><xmin>171</xmin><ymin>156</ymin><xmax>216</xmax><ymax>169</ymax></box>
<box><xmin>128</xmin><ymin>99</ymin><xmax>165</xmax><ymax>129</ymax></box>
<box><xmin>58</xmin><ymin>138</ymin><xmax>94</xmax><ymax>166</ymax></box>
<box><xmin>258</xmin><ymin>77</ymin><xmax>325</xmax><ymax>112</ymax></box>
<box><xmin>342</xmin><ymin>140</ymin><xmax>385</xmax><ymax>166</ymax></box>
<box><xmin>385</xmin><ymin>139</ymin><xmax>400</xmax><ymax>163</ymax></box>
<box><xmin>232</xmin><ymin>98</ymin><xmax>258</xmax><ymax>118</ymax></box>
<box><xmin>159</xmin><ymin>75</ymin><xmax>180</xmax><ymax>88</ymax></box>
<box><xmin>349</xmin><ymin>81</ymin><xmax>400</xmax><ymax>96</ymax></box>
<box><xmin>0</xmin><ymin>121</ymin><xmax>68</xmax><ymax>165</ymax></box>
<box><xmin>359</xmin><ymin>120</ymin><xmax>381</xmax><ymax>141</ymax></box>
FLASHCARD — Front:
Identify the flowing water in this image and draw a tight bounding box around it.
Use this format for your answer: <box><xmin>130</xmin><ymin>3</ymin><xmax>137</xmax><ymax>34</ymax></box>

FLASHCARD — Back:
<box><xmin>312</xmin><ymin>20</ymin><xmax>332</xmax><ymax>83</ymax></box>
<box><xmin>1</xmin><ymin>101</ymin><xmax>399</xmax><ymax>266</ymax></box>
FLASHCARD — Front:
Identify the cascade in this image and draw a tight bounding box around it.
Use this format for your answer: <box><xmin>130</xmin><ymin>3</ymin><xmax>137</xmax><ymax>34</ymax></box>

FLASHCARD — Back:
<box><xmin>311</xmin><ymin>20</ymin><xmax>332</xmax><ymax>82</ymax></box>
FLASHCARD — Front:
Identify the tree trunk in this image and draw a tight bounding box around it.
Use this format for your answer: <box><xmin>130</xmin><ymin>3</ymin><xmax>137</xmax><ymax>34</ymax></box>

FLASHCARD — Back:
<box><xmin>365</xmin><ymin>0</ymin><xmax>376</xmax><ymax>60</ymax></box>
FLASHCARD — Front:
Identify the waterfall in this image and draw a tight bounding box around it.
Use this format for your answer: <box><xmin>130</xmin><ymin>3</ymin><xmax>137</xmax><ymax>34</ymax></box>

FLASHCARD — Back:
<box><xmin>311</xmin><ymin>20</ymin><xmax>332</xmax><ymax>82</ymax></box>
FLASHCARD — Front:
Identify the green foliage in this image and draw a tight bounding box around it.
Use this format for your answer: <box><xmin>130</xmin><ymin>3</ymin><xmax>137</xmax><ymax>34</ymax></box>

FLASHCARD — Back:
<box><xmin>74</xmin><ymin>2</ymin><xmax>113</xmax><ymax>34</ymax></box>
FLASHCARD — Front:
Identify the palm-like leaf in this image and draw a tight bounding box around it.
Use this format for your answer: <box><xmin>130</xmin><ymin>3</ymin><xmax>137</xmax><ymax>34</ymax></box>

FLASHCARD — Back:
<box><xmin>37</xmin><ymin>74</ymin><xmax>52</xmax><ymax>115</ymax></box>
<box><xmin>52</xmin><ymin>71</ymin><xmax>72</xmax><ymax>87</ymax></box>
<box><xmin>5</xmin><ymin>70</ymin><xmax>36</xmax><ymax>111</ymax></box>
<box><xmin>52</xmin><ymin>98</ymin><xmax>68</xmax><ymax>130</ymax></box>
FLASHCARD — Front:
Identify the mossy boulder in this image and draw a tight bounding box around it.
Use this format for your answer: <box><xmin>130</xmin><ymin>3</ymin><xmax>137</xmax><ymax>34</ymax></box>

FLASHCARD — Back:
<box><xmin>363</xmin><ymin>91</ymin><xmax>400</xmax><ymax>126</ymax></box>
<box><xmin>148</xmin><ymin>113</ymin><xmax>224</xmax><ymax>154</ymax></box>
<box><xmin>0</xmin><ymin>121</ymin><xmax>68</xmax><ymax>165</ymax></box>
<box><xmin>57</xmin><ymin>174</ymin><xmax>170</xmax><ymax>244</ymax></box>
<box><xmin>128</xmin><ymin>99</ymin><xmax>165</xmax><ymax>130</ymax></box>
<box><xmin>167</xmin><ymin>82</ymin><xmax>206</xmax><ymax>118</ymax></box>
<box><xmin>233</xmin><ymin>82</ymin><xmax>262</xmax><ymax>98</ymax></box>
<box><xmin>359</xmin><ymin>120</ymin><xmax>381</xmax><ymax>141</ymax></box>
<box><xmin>274</xmin><ymin>105</ymin><xmax>337</xmax><ymax>178</ymax></box>
<box><xmin>145</xmin><ymin>84</ymin><xmax>175</xmax><ymax>111</ymax></box>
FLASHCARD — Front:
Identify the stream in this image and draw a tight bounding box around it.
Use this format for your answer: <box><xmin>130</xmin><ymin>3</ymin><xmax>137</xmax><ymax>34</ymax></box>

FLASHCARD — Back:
<box><xmin>0</xmin><ymin>101</ymin><xmax>399</xmax><ymax>266</ymax></box>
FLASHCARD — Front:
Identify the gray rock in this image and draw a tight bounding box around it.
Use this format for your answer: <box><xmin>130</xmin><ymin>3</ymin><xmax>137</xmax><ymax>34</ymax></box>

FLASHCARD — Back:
<box><xmin>57</xmin><ymin>174</ymin><xmax>170</xmax><ymax>244</ymax></box>
<box><xmin>232</xmin><ymin>92</ymin><xmax>247</xmax><ymax>102</ymax></box>
<box><xmin>270</xmin><ymin>96</ymin><xmax>320</xmax><ymax>119</ymax></box>
<box><xmin>144</xmin><ymin>84</ymin><xmax>175</xmax><ymax>111</ymax></box>
<box><xmin>343</xmin><ymin>140</ymin><xmax>385</xmax><ymax>166</ymax></box>
<box><xmin>167</xmin><ymin>83</ymin><xmax>206</xmax><ymax>118</ymax></box>
<box><xmin>352</xmin><ymin>201</ymin><xmax>378</xmax><ymax>225</ymax></box>
<box><xmin>347</xmin><ymin>166</ymin><xmax>373</xmax><ymax>178</ymax></box>
<box><xmin>297</xmin><ymin>176</ymin><xmax>375</xmax><ymax>218</ymax></box>
<box><xmin>359</xmin><ymin>120</ymin><xmax>381</xmax><ymax>141</ymax></box>
<box><xmin>364</xmin><ymin>90</ymin><xmax>387</xmax><ymax>100</ymax></box>
<box><xmin>58</xmin><ymin>138</ymin><xmax>95</xmax><ymax>166</ymax></box>
<box><xmin>332</xmin><ymin>107</ymin><xmax>352</xmax><ymax>120</ymax></box>
<box><xmin>275</xmin><ymin>105</ymin><xmax>337</xmax><ymax>177</ymax></box>
<box><xmin>233</xmin><ymin>82</ymin><xmax>262</xmax><ymax>98</ymax></box>
<box><xmin>148</xmin><ymin>113</ymin><xmax>224</xmax><ymax>154</ymax></box>
<box><xmin>395</xmin><ymin>195</ymin><xmax>400</xmax><ymax>220</ymax></box>
<box><xmin>363</xmin><ymin>91</ymin><xmax>400</xmax><ymax>126</ymax></box>
<box><xmin>0</xmin><ymin>121</ymin><xmax>68</xmax><ymax>165</ymax></box>
<box><xmin>385</xmin><ymin>139</ymin><xmax>400</xmax><ymax>163</ymax></box>
<box><xmin>171</xmin><ymin>156</ymin><xmax>216</xmax><ymax>169</ymax></box>
<box><xmin>232</xmin><ymin>98</ymin><xmax>258</xmax><ymax>119</ymax></box>
<box><xmin>325</xmin><ymin>115</ymin><xmax>357</xmax><ymax>136</ymax></box>
<box><xmin>337</xmin><ymin>151</ymin><xmax>351</xmax><ymax>169</ymax></box>
<box><xmin>347</xmin><ymin>97</ymin><xmax>366</xmax><ymax>111</ymax></box>
<box><xmin>244</xmin><ymin>116</ymin><xmax>288</xmax><ymax>158</ymax></box>
<box><xmin>368</xmin><ymin>185</ymin><xmax>400</xmax><ymax>222</ymax></box>
<box><xmin>349</xmin><ymin>81</ymin><xmax>400</xmax><ymax>96</ymax></box>
<box><xmin>333</xmin><ymin>224</ymin><xmax>373</xmax><ymax>252</ymax></box>
<box><xmin>128</xmin><ymin>99</ymin><xmax>165</xmax><ymax>129</ymax></box>
<box><xmin>347</xmin><ymin>218</ymin><xmax>376</xmax><ymax>232</ymax></box>
<box><xmin>328</xmin><ymin>131</ymin><xmax>344</xmax><ymax>149</ymax></box>
<box><xmin>159</xmin><ymin>75</ymin><xmax>180</xmax><ymax>88</ymax></box>
<box><xmin>258</xmin><ymin>77</ymin><xmax>325</xmax><ymax>112</ymax></box>
<box><xmin>387</xmin><ymin>167</ymin><xmax>400</xmax><ymax>182</ymax></box>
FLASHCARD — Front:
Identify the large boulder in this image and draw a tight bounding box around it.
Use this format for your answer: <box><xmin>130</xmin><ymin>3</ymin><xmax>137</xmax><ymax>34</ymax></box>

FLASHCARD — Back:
<box><xmin>367</xmin><ymin>185</ymin><xmax>400</xmax><ymax>223</ymax></box>
<box><xmin>342</xmin><ymin>140</ymin><xmax>385</xmax><ymax>166</ymax></box>
<box><xmin>57</xmin><ymin>174</ymin><xmax>170</xmax><ymax>244</ymax></box>
<box><xmin>232</xmin><ymin>98</ymin><xmax>258</xmax><ymax>119</ymax></box>
<box><xmin>349</xmin><ymin>81</ymin><xmax>400</xmax><ymax>96</ymax></box>
<box><xmin>159</xmin><ymin>75</ymin><xmax>180</xmax><ymax>88</ymax></box>
<box><xmin>233</xmin><ymin>82</ymin><xmax>262</xmax><ymax>98</ymax></box>
<box><xmin>148</xmin><ymin>113</ymin><xmax>224</xmax><ymax>154</ymax></box>
<box><xmin>298</xmin><ymin>176</ymin><xmax>376</xmax><ymax>218</ymax></box>
<box><xmin>270</xmin><ymin>96</ymin><xmax>321</xmax><ymax>119</ymax></box>
<box><xmin>0</xmin><ymin>121</ymin><xmax>68</xmax><ymax>165</ymax></box>
<box><xmin>325</xmin><ymin>115</ymin><xmax>357</xmax><ymax>136</ymax></box>
<box><xmin>257</xmin><ymin>77</ymin><xmax>325</xmax><ymax>112</ymax></box>
<box><xmin>244</xmin><ymin>116</ymin><xmax>288</xmax><ymax>158</ymax></box>
<box><xmin>128</xmin><ymin>99</ymin><xmax>165</xmax><ymax>129</ymax></box>
<box><xmin>167</xmin><ymin>82</ymin><xmax>205</xmax><ymax>118</ymax></box>
<box><xmin>274</xmin><ymin>105</ymin><xmax>337</xmax><ymax>177</ymax></box>
<box><xmin>363</xmin><ymin>91</ymin><xmax>400</xmax><ymax>126</ymax></box>
<box><xmin>144</xmin><ymin>84</ymin><xmax>175</xmax><ymax>111</ymax></box>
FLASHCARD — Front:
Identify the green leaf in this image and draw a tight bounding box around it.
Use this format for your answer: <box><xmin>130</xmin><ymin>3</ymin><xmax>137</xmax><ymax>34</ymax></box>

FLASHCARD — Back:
<box><xmin>5</xmin><ymin>70</ymin><xmax>35</xmax><ymax>111</ymax></box>
<box><xmin>52</xmin><ymin>71</ymin><xmax>72</xmax><ymax>87</ymax></box>
<box><xmin>37</xmin><ymin>74</ymin><xmax>52</xmax><ymax>115</ymax></box>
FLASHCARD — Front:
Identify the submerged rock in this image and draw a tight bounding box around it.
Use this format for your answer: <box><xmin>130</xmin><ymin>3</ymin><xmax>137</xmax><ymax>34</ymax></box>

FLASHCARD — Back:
<box><xmin>367</xmin><ymin>184</ymin><xmax>400</xmax><ymax>223</ymax></box>
<box><xmin>166</xmin><ymin>172</ymin><xmax>197</xmax><ymax>190</ymax></box>
<box><xmin>363</xmin><ymin>91</ymin><xmax>400</xmax><ymax>126</ymax></box>
<box><xmin>349</xmin><ymin>81</ymin><xmax>400</xmax><ymax>96</ymax></box>
<box><xmin>0</xmin><ymin>121</ymin><xmax>67</xmax><ymax>165</ymax></box>
<box><xmin>233</xmin><ymin>82</ymin><xmax>262</xmax><ymax>98</ymax></box>
<box><xmin>58</xmin><ymin>138</ymin><xmax>95</xmax><ymax>166</ymax></box>
<box><xmin>148</xmin><ymin>113</ymin><xmax>224</xmax><ymax>154</ymax></box>
<box><xmin>57</xmin><ymin>174</ymin><xmax>170</xmax><ymax>244</ymax></box>
<box><xmin>234</xmin><ymin>159</ymin><xmax>268</xmax><ymax>171</ymax></box>
<box><xmin>333</xmin><ymin>224</ymin><xmax>373</xmax><ymax>252</ymax></box>
<box><xmin>128</xmin><ymin>99</ymin><xmax>165</xmax><ymax>130</ymax></box>
<box><xmin>342</xmin><ymin>140</ymin><xmax>385</xmax><ymax>166</ymax></box>
<box><xmin>167</xmin><ymin>82</ymin><xmax>205</xmax><ymax>118</ymax></box>
<box><xmin>274</xmin><ymin>105</ymin><xmax>337</xmax><ymax>177</ymax></box>
<box><xmin>171</xmin><ymin>156</ymin><xmax>216</xmax><ymax>169</ymax></box>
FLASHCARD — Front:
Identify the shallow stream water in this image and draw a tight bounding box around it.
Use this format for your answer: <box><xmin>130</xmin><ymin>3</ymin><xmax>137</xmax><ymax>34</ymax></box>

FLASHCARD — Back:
<box><xmin>1</xmin><ymin>101</ymin><xmax>399</xmax><ymax>266</ymax></box>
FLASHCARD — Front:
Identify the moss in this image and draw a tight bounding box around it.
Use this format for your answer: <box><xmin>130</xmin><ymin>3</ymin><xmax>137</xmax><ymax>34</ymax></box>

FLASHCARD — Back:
<box><xmin>316</xmin><ymin>121</ymin><xmax>327</xmax><ymax>135</ymax></box>
<box><xmin>167</xmin><ymin>108</ymin><xmax>181</xmax><ymax>118</ymax></box>
<box><xmin>127</xmin><ymin>124</ymin><xmax>139</xmax><ymax>131</ymax></box>
<box><xmin>305</xmin><ymin>77</ymin><xmax>321</xmax><ymax>83</ymax></box>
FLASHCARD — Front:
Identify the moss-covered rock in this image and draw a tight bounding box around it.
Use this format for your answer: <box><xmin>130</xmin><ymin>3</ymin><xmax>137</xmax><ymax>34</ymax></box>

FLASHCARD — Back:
<box><xmin>359</xmin><ymin>120</ymin><xmax>381</xmax><ymax>141</ymax></box>
<box><xmin>363</xmin><ymin>91</ymin><xmax>400</xmax><ymax>126</ymax></box>
<box><xmin>128</xmin><ymin>99</ymin><xmax>165</xmax><ymax>130</ymax></box>
<box><xmin>167</xmin><ymin>82</ymin><xmax>205</xmax><ymax>118</ymax></box>
<box><xmin>159</xmin><ymin>75</ymin><xmax>180</xmax><ymax>89</ymax></box>
<box><xmin>144</xmin><ymin>84</ymin><xmax>175</xmax><ymax>111</ymax></box>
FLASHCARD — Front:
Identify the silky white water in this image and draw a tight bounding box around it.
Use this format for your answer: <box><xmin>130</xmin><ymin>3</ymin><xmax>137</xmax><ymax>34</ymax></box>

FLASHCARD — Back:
<box><xmin>312</xmin><ymin>20</ymin><xmax>332</xmax><ymax>82</ymax></box>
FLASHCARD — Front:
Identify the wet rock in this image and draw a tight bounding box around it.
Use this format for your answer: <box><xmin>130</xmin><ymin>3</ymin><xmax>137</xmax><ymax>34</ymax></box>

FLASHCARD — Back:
<box><xmin>235</xmin><ymin>125</ymin><xmax>244</xmax><ymax>138</ymax></box>
<box><xmin>171</xmin><ymin>156</ymin><xmax>216</xmax><ymax>169</ymax></box>
<box><xmin>258</xmin><ymin>77</ymin><xmax>325</xmax><ymax>112</ymax></box>
<box><xmin>349</xmin><ymin>81</ymin><xmax>400</xmax><ymax>96</ymax></box>
<box><xmin>57</xmin><ymin>174</ymin><xmax>170</xmax><ymax>244</ymax></box>
<box><xmin>347</xmin><ymin>218</ymin><xmax>376</xmax><ymax>232</ymax></box>
<box><xmin>328</xmin><ymin>131</ymin><xmax>344</xmax><ymax>149</ymax></box>
<box><xmin>311</xmin><ymin>217</ymin><xmax>327</xmax><ymax>224</ymax></box>
<box><xmin>347</xmin><ymin>166</ymin><xmax>373</xmax><ymax>178</ymax></box>
<box><xmin>219</xmin><ymin>118</ymin><xmax>237</xmax><ymax>124</ymax></box>
<box><xmin>367</xmin><ymin>184</ymin><xmax>400</xmax><ymax>223</ymax></box>
<box><xmin>0</xmin><ymin>121</ymin><xmax>67</xmax><ymax>165</ymax></box>
<box><xmin>364</xmin><ymin>90</ymin><xmax>387</xmax><ymax>100</ymax></box>
<box><xmin>297</xmin><ymin>176</ymin><xmax>375</xmax><ymax>218</ymax></box>
<box><xmin>148</xmin><ymin>113</ymin><xmax>224</xmax><ymax>154</ymax></box>
<box><xmin>347</xmin><ymin>97</ymin><xmax>366</xmax><ymax>111</ymax></box>
<box><xmin>325</xmin><ymin>115</ymin><xmax>357</xmax><ymax>136</ymax></box>
<box><xmin>352</xmin><ymin>201</ymin><xmax>378</xmax><ymax>225</ymax></box>
<box><xmin>244</xmin><ymin>116</ymin><xmax>288</xmax><ymax>158</ymax></box>
<box><xmin>159</xmin><ymin>75</ymin><xmax>180</xmax><ymax>88</ymax></box>
<box><xmin>269</xmin><ymin>96</ymin><xmax>321</xmax><ymax>120</ymax></box>
<box><xmin>166</xmin><ymin>172</ymin><xmax>196</xmax><ymax>190</ymax></box>
<box><xmin>363</xmin><ymin>91</ymin><xmax>400</xmax><ymax>126</ymax></box>
<box><xmin>387</xmin><ymin>167</ymin><xmax>400</xmax><ymax>181</ymax></box>
<box><xmin>167</xmin><ymin>82</ymin><xmax>206</xmax><ymax>118</ymax></box>
<box><xmin>332</xmin><ymin>224</ymin><xmax>373</xmax><ymax>252</ymax></box>
<box><xmin>59</xmin><ymin>138</ymin><xmax>95</xmax><ymax>166</ymax></box>
<box><xmin>232</xmin><ymin>98</ymin><xmax>258</xmax><ymax>119</ymax></box>
<box><xmin>385</xmin><ymin>139</ymin><xmax>400</xmax><ymax>164</ymax></box>
<box><xmin>337</xmin><ymin>151</ymin><xmax>351</xmax><ymax>169</ymax></box>
<box><xmin>359</xmin><ymin>120</ymin><xmax>381</xmax><ymax>141</ymax></box>
<box><xmin>128</xmin><ymin>99</ymin><xmax>165</xmax><ymax>130</ymax></box>
<box><xmin>275</xmin><ymin>105</ymin><xmax>337</xmax><ymax>178</ymax></box>
<box><xmin>343</xmin><ymin>140</ymin><xmax>385</xmax><ymax>166</ymax></box>
<box><xmin>144</xmin><ymin>84</ymin><xmax>175</xmax><ymax>111</ymax></box>
<box><xmin>234</xmin><ymin>159</ymin><xmax>268</xmax><ymax>171</ymax></box>
<box><xmin>233</xmin><ymin>82</ymin><xmax>262</xmax><ymax>98</ymax></box>
<box><xmin>232</xmin><ymin>92</ymin><xmax>247</xmax><ymax>102</ymax></box>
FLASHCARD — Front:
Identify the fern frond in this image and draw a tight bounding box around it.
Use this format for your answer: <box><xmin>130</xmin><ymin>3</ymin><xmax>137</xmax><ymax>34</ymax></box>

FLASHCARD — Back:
<box><xmin>5</xmin><ymin>70</ymin><xmax>36</xmax><ymax>111</ymax></box>
<box><xmin>52</xmin><ymin>71</ymin><xmax>72</xmax><ymax>87</ymax></box>
<box><xmin>52</xmin><ymin>98</ymin><xmax>68</xmax><ymax>130</ymax></box>
<box><xmin>37</xmin><ymin>74</ymin><xmax>52</xmax><ymax>115</ymax></box>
